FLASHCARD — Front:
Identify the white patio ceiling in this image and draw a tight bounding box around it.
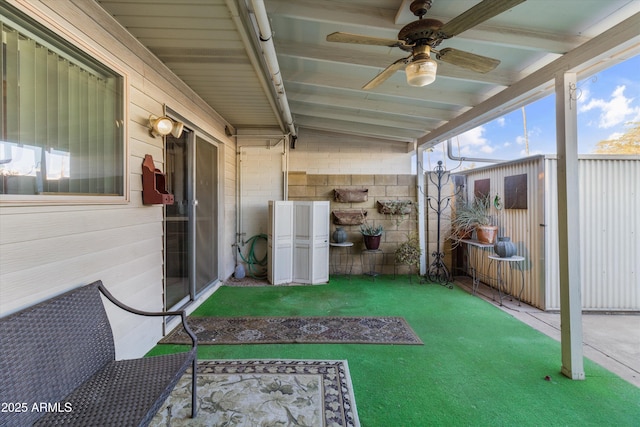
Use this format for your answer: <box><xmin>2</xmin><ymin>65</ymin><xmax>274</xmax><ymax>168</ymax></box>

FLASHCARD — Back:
<box><xmin>97</xmin><ymin>0</ymin><xmax>640</xmax><ymax>149</ymax></box>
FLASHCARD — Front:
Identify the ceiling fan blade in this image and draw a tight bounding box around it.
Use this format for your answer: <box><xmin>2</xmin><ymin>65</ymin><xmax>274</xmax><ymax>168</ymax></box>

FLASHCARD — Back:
<box><xmin>434</xmin><ymin>48</ymin><xmax>500</xmax><ymax>73</ymax></box>
<box><xmin>362</xmin><ymin>57</ymin><xmax>411</xmax><ymax>90</ymax></box>
<box><xmin>326</xmin><ymin>32</ymin><xmax>408</xmax><ymax>48</ymax></box>
<box><xmin>439</xmin><ymin>0</ymin><xmax>526</xmax><ymax>37</ymax></box>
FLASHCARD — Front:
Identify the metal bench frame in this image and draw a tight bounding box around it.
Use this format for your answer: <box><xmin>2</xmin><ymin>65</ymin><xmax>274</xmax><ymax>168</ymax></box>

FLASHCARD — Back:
<box><xmin>0</xmin><ymin>280</ymin><xmax>197</xmax><ymax>426</ymax></box>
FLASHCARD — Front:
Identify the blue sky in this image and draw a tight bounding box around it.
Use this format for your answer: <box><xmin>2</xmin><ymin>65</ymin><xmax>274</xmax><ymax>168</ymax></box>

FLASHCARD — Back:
<box><xmin>424</xmin><ymin>54</ymin><xmax>640</xmax><ymax>170</ymax></box>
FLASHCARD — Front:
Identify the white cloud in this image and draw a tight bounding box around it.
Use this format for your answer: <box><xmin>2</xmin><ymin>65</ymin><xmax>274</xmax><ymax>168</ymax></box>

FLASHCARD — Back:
<box><xmin>607</xmin><ymin>131</ymin><xmax>624</xmax><ymax>140</ymax></box>
<box><xmin>480</xmin><ymin>145</ymin><xmax>495</xmax><ymax>154</ymax></box>
<box><xmin>579</xmin><ymin>85</ymin><xmax>640</xmax><ymax>128</ymax></box>
<box><xmin>578</xmin><ymin>87</ymin><xmax>591</xmax><ymax>105</ymax></box>
<box><xmin>454</xmin><ymin>126</ymin><xmax>495</xmax><ymax>155</ymax></box>
<box><xmin>528</xmin><ymin>126</ymin><xmax>542</xmax><ymax>138</ymax></box>
<box><xmin>496</xmin><ymin>117</ymin><xmax>506</xmax><ymax>127</ymax></box>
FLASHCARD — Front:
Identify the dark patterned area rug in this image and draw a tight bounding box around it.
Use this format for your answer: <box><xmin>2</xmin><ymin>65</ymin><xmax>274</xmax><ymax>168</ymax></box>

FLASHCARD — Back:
<box><xmin>160</xmin><ymin>316</ymin><xmax>423</xmax><ymax>345</ymax></box>
<box><xmin>150</xmin><ymin>359</ymin><xmax>360</xmax><ymax>426</ymax></box>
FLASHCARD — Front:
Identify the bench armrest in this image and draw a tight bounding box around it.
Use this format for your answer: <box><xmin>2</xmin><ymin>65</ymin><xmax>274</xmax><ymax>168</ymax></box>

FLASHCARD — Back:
<box><xmin>97</xmin><ymin>283</ymin><xmax>197</xmax><ymax>348</ymax></box>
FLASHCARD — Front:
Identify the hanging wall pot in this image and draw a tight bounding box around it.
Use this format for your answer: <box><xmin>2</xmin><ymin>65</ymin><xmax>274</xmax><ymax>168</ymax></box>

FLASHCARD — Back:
<box><xmin>332</xmin><ymin>210</ymin><xmax>367</xmax><ymax>225</ymax></box>
<box><xmin>334</xmin><ymin>188</ymin><xmax>368</xmax><ymax>203</ymax></box>
<box><xmin>376</xmin><ymin>200</ymin><xmax>413</xmax><ymax>215</ymax></box>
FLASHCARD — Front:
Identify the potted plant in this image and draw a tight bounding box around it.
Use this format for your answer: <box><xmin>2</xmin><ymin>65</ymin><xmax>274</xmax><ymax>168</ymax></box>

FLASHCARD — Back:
<box><xmin>450</xmin><ymin>195</ymin><xmax>498</xmax><ymax>244</ymax></box>
<box><xmin>395</xmin><ymin>234</ymin><xmax>421</xmax><ymax>274</ymax></box>
<box><xmin>376</xmin><ymin>200</ymin><xmax>413</xmax><ymax>215</ymax></box>
<box><xmin>449</xmin><ymin>198</ymin><xmax>476</xmax><ymax>241</ymax></box>
<box><xmin>377</xmin><ymin>200</ymin><xmax>414</xmax><ymax>228</ymax></box>
<box><xmin>360</xmin><ymin>221</ymin><xmax>383</xmax><ymax>250</ymax></box>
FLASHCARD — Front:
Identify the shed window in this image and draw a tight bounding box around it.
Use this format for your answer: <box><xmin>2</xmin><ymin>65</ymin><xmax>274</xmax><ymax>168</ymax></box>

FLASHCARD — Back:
<box><xmin>0</xmin><ymin>4</ymin><xmax>124</xmax><ymax>199</ymax></box>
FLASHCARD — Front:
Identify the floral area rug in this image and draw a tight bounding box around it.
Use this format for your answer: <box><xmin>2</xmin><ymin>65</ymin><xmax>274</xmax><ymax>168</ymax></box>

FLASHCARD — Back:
<box><xmin>150</xmin><ymin>359</ymin><xmax>360</xmax><ymax>427</ymax></box>
<box><xmin>159</xmin><ymin>316</ymin><xmax>423</xmax><ymax>345</ymax></box>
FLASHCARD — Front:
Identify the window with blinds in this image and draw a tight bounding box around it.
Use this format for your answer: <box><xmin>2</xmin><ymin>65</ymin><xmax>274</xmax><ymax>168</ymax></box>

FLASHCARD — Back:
<box><xmin>0</xmin><ymin>4</ymin><xmax>124</xmax><ymax>199</ymax></box>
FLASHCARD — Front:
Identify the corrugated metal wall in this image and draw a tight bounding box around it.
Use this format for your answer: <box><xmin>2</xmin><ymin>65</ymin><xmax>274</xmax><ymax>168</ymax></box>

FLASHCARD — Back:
<box><xmin>545</xmin><ymin>156</ymin><xmax>640</xmax><ymax>311</ymax></box>
<box><xmin>455</xmin><ymin>155</ymin><xmax>639</xmax><ymax>311</ymax></box>
<box><xmin>453</xmin><ymin>157</ymin><xmax>546</xmax><ymax>308</ymax></box>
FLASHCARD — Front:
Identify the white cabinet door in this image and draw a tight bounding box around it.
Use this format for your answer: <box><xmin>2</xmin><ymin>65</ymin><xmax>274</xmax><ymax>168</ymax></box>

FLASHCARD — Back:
<box><xmin>310</xmin><ymin>201</ymin><xmax>330</xmax><ymax>284</ymax></box>
<box><xmin>293</xmin><ymin>202</ymin><xmax>312</xmax><ymax>283</ymax></box>
<box><xmin>269</xmin><ymin>201</ymin><xmax>329</xmax><ymax>285</ymax></box>
<box><xmin>268</xmin><ymin>201</ymin><xmax>293</xmax><ymax>285</ymax></box>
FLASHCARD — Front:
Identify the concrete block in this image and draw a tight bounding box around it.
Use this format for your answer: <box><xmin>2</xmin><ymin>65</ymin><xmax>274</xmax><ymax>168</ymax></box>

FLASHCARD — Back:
<box><xmin>375</xmin><ymin>175</ymin><xmax>397</xmax><ymax>185</ymax></box>
<box><xmin>288</xmin><ymin>171</ymin><xmax>307</xmax><ymax>185</ymax></box>
<box><xmin>397</xmin><ymin>175</ymin><xmax>415</xmax><ymax>186</ymax></box>
<box><xmin>352</xmin><ymin>175</ymin><xmax>375</xmax><ymax>186</ymax></box>
<box><xmin>384</xmin><ymin>230</ymin><xmax>407</xmax><ymax>244</ymax></box>
<box><xmin>307</xmin><ymin>174</ymin><xmax>328</xmax><ymax>186</ymax></box>
<box><xmin>289</xmin><ymin>186</ymin><xmax>311</xmax><ymax>198</ymax></box>
<box><xmin>315</xmin><ymin>186</ymin><xmax>334</xmax><ymax>199</ymax></box>
<box><xmin>386</xmin><ymin>186</ymin><xmax>410</xmax><ymax>197</ymax></box>
<box><xmin>367</xmin><ymin>186</ymin><xmax>386</xmax><ymax>197</ymax></box>
<box><xmin>328</xmin><ymin>175</ymin><xmax>352</xmax><ymax>185</ymax></box>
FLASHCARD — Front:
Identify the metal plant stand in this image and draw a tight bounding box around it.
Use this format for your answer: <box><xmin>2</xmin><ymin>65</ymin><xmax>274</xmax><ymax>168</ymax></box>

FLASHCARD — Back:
<box><xmin>423</xmin><ymin>161</ymin><xmax>456</xmax><ymax>288</ymax></box>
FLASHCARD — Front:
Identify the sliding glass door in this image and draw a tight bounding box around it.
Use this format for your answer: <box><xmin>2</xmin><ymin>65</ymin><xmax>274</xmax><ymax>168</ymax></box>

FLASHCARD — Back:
<box><xmin>194</xmin><ymin>135</ymin><xmax>218</xmax><ymax>294</ymax></box>
<box><xmin>164</xmin><ymin>128</ymin><xmax>219</xmax><ymax>310</ymax></box>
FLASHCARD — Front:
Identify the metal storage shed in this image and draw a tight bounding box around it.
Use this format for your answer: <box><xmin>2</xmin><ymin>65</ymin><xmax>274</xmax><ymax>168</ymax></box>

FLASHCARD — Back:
<box><xmin>452</xmin><ymin>155</ymin><xmax>639</xmax><ymax>311</ymax></box>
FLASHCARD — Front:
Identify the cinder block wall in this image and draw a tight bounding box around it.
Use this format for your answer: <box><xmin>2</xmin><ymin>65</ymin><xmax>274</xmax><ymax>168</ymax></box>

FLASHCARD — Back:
<box><xmin>288</xmin><ymin>172</ymin><xmax>419</xmax><ymax>275</ymax></box>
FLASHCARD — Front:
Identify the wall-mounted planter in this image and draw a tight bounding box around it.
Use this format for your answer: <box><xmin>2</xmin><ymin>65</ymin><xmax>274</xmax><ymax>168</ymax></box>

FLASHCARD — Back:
<box><xmin>142</xmin><ymin>154</ymin><xmax>174</xmax><ymax>205</ymax></box>
<box><xmin>332</xmin><ymin>210</ymin><xmax>367</xmax><ymax>225</ymax></box>
<box><xmin>334</xmin><ymin>188</ymin><xmax>368</xmax><ymax>203</ymax></box>
<box><xmin>377</xmin><ymin>200</ymin><xmax>413</xmax><ymax>215</ymax></box>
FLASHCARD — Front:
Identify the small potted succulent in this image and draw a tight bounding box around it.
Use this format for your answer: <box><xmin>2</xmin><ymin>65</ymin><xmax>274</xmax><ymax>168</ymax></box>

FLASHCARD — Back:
<box><xmin>360</xmin><ymin>221</ymin><xmax>383</xmax><ymax>250</ymax></box>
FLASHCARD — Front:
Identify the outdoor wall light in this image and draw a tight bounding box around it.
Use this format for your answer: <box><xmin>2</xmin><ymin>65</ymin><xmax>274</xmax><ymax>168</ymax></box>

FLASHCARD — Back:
<box><xmin>148</xmin><ymin>115</ymin><xmax>184</xmax><ymax>138</ymax></box>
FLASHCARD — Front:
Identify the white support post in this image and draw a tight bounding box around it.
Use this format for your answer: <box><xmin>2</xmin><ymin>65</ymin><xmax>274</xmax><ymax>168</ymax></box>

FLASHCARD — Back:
<box><xmin>555</xmin><ymin>71</ymin><xmax>585</xmax><ymax>380</ymax></box>
<box><xmin>417</xmin><ymin>146</ymin><xmax>427</xmax><ymax>275</ymax></box>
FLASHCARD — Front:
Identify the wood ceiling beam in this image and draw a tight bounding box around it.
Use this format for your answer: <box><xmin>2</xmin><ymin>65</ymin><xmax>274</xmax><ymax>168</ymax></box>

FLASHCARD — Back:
<box><xmin>282</xmin><ymin>72</ymin><xmax>480</xmax><ymax>108</ymax></box>
<box><xmin>285</xmin><ymin>89</ymin><xmax>456</xmax><ymax>122</ymax></box>
<box><xmin>265</xmin><ymin>0</ymin><xmax>397</xmax><ymax>29</ymax></box>
<box><xmin>288</xmin><ymin>100</ymin><xmax>440</xmax><ymax>132</ymax></box>
<box><xmin>274</xmin><ymin>40</ymin><xmax>516</xmax><ymax>86</ymax></box>
<box><xmin>294</xmin><ymin>115</ymin><xmax>421</xmax><ymax>143</ymax></box>
<box><xmin>266</xmin><ymin>0</ymin><xmax>583</xmax><ymax>54</ymax></box>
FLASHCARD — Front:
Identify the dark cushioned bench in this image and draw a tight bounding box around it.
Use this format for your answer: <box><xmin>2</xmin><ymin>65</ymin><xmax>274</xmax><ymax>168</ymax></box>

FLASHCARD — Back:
<box><xmin>0</xmin><ymin>280</ymin><xmax>197</xmax><ymax>426</ymax></box>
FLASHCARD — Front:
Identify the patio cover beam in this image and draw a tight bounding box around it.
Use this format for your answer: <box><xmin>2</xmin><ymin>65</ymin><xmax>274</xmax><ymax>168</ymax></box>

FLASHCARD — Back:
<box><xmin>416</xmin><ymin>12</ymin><xmax>640</xmax><ymax>150</ymax></box>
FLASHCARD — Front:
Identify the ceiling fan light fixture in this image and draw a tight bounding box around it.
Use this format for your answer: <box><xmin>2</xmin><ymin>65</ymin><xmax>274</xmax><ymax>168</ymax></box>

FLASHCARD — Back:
<box><xmin>406</xmin><ymin>57</ymin><xmax>437</xmax><ymax>87</ymax></box>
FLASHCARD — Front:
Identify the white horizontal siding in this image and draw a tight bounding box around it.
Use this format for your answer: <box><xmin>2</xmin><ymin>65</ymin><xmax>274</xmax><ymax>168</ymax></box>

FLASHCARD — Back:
<box><xmin>1</xmin><ymin>0</ymin><xmax>236</xmax><ymax>359</ymax></box>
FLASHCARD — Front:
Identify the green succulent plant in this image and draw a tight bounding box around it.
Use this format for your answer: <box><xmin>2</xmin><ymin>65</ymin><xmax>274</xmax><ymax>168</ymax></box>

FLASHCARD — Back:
<box><xmin>360</xmin><ymin>222</ymin><xmax>383</xmax><ymax>236</ymax></box>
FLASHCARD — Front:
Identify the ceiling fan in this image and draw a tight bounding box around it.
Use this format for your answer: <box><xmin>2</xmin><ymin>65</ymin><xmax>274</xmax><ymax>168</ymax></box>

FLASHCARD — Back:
<box><xmin>326</xmin><ymin>0</ymin><xmax>526</xmax><ymax>89</ymax></box>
